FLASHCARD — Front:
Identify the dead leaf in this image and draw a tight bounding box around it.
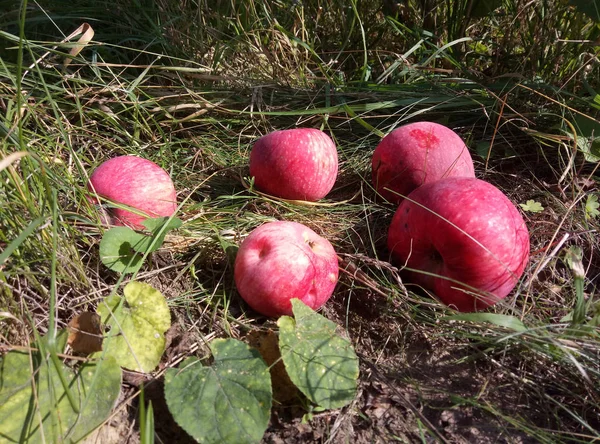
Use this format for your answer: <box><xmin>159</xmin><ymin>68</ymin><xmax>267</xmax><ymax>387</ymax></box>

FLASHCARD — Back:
<box><xmin>68</xmin><ymin>311</ymin><xmax>103</xmax><ymax>354</ymax></box>
<box><xmin>0</xmin><ymin>311</ymin><xmax>22</xmax><ymax>323</ymax></box>
<box><xmin>63</xmin><ymin>23</ymin><xmax>95</xmax><ymax>70</ymax></box>
<box><xmin>247</xmin><ymin>329</ymin><xmax>298</xmax><ymax>404</ymax></box>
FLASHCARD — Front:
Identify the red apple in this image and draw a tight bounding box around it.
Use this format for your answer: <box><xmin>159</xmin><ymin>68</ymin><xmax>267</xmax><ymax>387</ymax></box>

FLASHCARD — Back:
<box><xmin>250</xmin><ymin>128</ymin><xmax>338</xmax><ymax>201</ymax></box>
<box><xmin>234</xmin><ymin>221</ymin><xmax>339</xmax><ymax>317</ymax></box>
<box><xmin>372</xmin><ymin>121</ymin><xmax>475</xmax><ymax>204</ymax></box>
<box><xmin>387</xmin><ymin>177</ymin><xmax>530</xmax><ymax>312</ymax></box>
<box><xmin>88</xmin><ymin>155</ymin><xmax>177</xmax><ymax>229</ymax></box>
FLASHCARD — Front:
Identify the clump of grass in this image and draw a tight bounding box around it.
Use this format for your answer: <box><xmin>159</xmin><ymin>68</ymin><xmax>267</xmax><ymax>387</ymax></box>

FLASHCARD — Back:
<box><xmin>2</xmin><ymin>0</ymin><xmax>600</xmax><ymax>442</ymax></box>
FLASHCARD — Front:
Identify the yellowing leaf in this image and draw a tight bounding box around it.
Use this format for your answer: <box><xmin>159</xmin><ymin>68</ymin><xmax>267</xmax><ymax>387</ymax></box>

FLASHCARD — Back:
<box><xmin>519</xmin><ymin>199</ymin><xmax>544</xmax><ymax>213</ymax></box>
<box><xmin>585</xmin><ymin>194</ymin><xmax>600</xmax><ymax>220</ymax></box>
<box><xmin>0</xmin><ymin>348</ymin><xmax>121</xmax><ymax>443</ymax></box>
<box><xmin>97</xmin><ymin>281</ymin><xmax>171</xmax><ymax>372</ymax></box>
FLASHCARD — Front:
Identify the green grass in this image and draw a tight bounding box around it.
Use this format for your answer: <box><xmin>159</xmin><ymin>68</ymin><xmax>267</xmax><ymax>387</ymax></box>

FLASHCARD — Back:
<box><xmin>2</xmin><ymin>0</ymin><xmax>600</xmax><ymax>442</ymax></box>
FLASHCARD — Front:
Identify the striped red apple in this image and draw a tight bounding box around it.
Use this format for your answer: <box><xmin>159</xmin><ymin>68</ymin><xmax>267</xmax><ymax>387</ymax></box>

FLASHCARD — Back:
<box><xmin>234</xmin><ymin>221</ymin><xmax>339</xmax><ymax>317</ymax></box>
<box><xmin>372</xmin><ymin>121</ymin><xmax>475</xmax><ymax>203</ymax></box>
<box><xmin>250</xmin><ymin>128</ymin><xmax>338</xmax><ymax>201</ymax></box>
<box><xmin>387</xmin><ymin>177</ymin><xmax>530</xmax><ymax>312</ymax></box>
<box><xmin>88</xmin><ymin>155</ymin><xmax>177</xmax><ymax>229</ymax></box>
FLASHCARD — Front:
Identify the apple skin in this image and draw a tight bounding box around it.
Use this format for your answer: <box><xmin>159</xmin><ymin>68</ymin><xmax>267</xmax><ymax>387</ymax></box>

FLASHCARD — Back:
<box><xmin>387</xmin><ymin>177</ymin><xmax>530</xmax><ymax>312</ymax></box>
<box><xmin>372</xmin><ymin>121</ymin><xmax>475</xmax><ymax>204</ymax></box>
<box><xmin>88</xmin><ymin>156</ymin><xmax>177</xmax><ymax>229</ymax></box>
<box><xmin>250</xmin><ymin>128</ymin><xmax>338</xmax><ymax>201</ymax></box>
<box><xmin>234</xmin><ymin>221</ymin><xmax>339</xmax><ymax>317</ymax></box>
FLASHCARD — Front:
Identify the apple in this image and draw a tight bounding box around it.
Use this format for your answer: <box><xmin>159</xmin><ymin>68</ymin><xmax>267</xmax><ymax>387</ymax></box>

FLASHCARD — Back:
<box><xmin>250</xmin><ymin>128</ymin><xmax>338</xmax><ymax>201</ymax></box>
<box><xmin>234</xmin><ymin>221</ymin><xmax>339</xmax><ymax>317</ymax></box>
<box><xmin>372</xmin><ymin>121</ymin><xmax>475</xmax><ymax>203</ymax></box>
<box><xmin>88</xmin><ymin>155</ymin><xmax>177</xmax><ymax>229</ymax></box>
<box><xmin>387</xmin><ymin>177</ymin><xmax>530</xmax><ymax>312</ymax></box>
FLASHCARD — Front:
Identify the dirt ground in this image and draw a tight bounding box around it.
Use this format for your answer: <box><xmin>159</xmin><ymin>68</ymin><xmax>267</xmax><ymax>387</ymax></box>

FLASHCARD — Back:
<box><xmin>79</xmin><ymin>265</ymin><xmax>581</xmax><ymax>444</ymax></box>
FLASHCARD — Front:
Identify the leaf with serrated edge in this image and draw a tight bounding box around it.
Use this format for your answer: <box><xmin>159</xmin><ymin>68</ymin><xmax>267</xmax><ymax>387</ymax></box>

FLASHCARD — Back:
<box><xmin>0</xmin><ymin>349</ymin><xmax>121</xmax><ymax>443</ymax></box>
<box><xmin>278</xmin><ymin>299</ymin><xmax>359</xmax><ymax>410</ymax></box>
<box><xmin>519</xmin><ymin>199</ymin><xmax>543</xmax><ymax>213</ymax></box>
<box><xmin>164</xmin><ymin>338</ymin><xmax>272</xmax><ymax>444</ymax></box>
<box><xmin>97</xmin><ymin>281</ymin><xmax>171</xmax><ymax>372</ymax></box>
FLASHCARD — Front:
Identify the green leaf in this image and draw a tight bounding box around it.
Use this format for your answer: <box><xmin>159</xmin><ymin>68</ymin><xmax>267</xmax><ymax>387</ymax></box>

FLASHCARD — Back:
<box><xmin>519</xmin><ymin>199</ymin><xmax>544</xmax><ymax>213</ymax></box>
<box><xmin>99</xmin><ymin>218</ymin><xmax>182</xmax><ymax>273</ymax></box>
<box><xmin>0</xmin><ymin>350</ymin><xmax>121</xmax><ymax>443</ymax></box>
<box><xmin>444</xmin><ymin>313</ymin><xmax>528</xmax><ymax>332</ymax></box>
<box><xmin>475</xmin><ymin>141</ymin><xmax>492</xmax><ymax>159</ymax></box>
<box><xmin>278</xmin><ymin>299</ymin><xmax>359</xmax><ymax>410</ymax></box>
<box><xmin>585</xmin><ymin>194</ymin><xmax>600</xmax><ymax>220</ymax></box>
<box><xmin>565</xmin><ymin>114</ymin><xmax>600</xmax><ymax>162</ymax></box>
<box><xmin>576</xmin><ymin>136</ymin><xmax>600</xmax><ymax>163</ymax></box>
<box><xmin>99</xmin><ymin>227</ymin><xmax>145</xmax><ymax>274</ymax></box>
<box><xmin>142</xmin><ymin>216</ymin><xmax>182</xmax><ymax>233</ymax></box>
<box><xmin>137</xmin><ymin>217</ymin><xmax>183</xmax><ymax>253</ymax></box>
<box><xmin>97</xmin><ymin>281</ymin><xmax>171</xmax><ymax>372</ymax></box>
<box><xmin>164</xmin><ymin>339</ymin><xmax>272</xmax><ymax>444</ymax></box>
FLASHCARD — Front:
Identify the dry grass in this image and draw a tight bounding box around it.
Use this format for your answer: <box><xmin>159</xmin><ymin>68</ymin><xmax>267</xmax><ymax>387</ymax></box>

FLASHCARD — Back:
<box><xmin>1</xmin><ymin>0</ymin><xmax>600</xmax><ymax>442</ymax></box>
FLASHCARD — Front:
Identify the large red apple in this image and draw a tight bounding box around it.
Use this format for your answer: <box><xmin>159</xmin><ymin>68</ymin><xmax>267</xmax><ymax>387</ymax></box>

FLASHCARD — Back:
<box><xmin>234</xmin><ymin>221</ymin><xmax>339</xmax><ymax>317</ymax></box>
<box><xmin>387</xmin><ymin>177</ymin><xmax>530</xmax><ymax>312</ymax></box>
<box><xmin>372</xmin><ymin>121</ymin><xmax>475</xmax><ymax>203</ymax></box>
<box><xmin>250</xmin><ymin>128</ymin><xmax>338</xmax><ymax>201</ymax></box>
<box><xmin>88</xmin><ymin>155</ymin><xmax>177</xmax><ymax>229</ymax></box>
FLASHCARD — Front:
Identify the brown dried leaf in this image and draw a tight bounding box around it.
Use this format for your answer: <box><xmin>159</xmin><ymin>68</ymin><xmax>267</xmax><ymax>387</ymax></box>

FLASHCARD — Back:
<box><xmin>67</xmin><ymin>311</ymin><xmax>103</xmax><ymax>354</ymax></box>
<box><xmin>247</xmin><ymin>329</ymin><xmax>298</xmax><ymax>404</ymax></box>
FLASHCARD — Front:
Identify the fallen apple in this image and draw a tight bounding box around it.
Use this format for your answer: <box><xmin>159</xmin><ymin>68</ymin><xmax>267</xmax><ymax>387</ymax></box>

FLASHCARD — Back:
<box><xmin>250</xmin><ymin>128</ymin><xmax>338</xmax><ymax>201</ymax></box>
<box><xmin>387</xmin><ymin>177</ymin><xmax>530</xmax><ymax>312</ymax></box>
<box><xmin>372</xmin><ymin>121</ymin><xmax>475</xmax><ymax>203</ymax></box>
<box><xmin>88</xmin><ymin>155</ymin><xmax>177</xmax><ymax>229</ymax></box>
<box><xmin>234</xmin><ymin>221</ymin><xmax>339</xmax><ymax>317</ymax></box>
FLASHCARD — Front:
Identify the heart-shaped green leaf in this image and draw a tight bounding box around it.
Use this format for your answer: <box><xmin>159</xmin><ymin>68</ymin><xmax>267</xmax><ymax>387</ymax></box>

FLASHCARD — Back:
<box><xmin>97</xmin><ymin>281</ymin><xmax>171</xmax><ymax>372</ymax></box>
<box><xmin>99</xmin><ymin>226</ymin><xmax>145</xmax><ymax>274</ymax></box>
<box><xmin>164</xmin><ymin>338</ymin><xmax>272</xmax><ymax>444</ymax></box>
<box><xmin>278</xmin><ymin>299</ymin><xmax>359</xmax><ymax>410</ymax></box>
<box><xmin>0</xmin><ymin>349</ymin><xmax>121</xmax><ymax>443</ymax></box>
<box><xmin>139</xmin><ymin>217</ymin><xmax>182</xmax><ymax>253</ymax></box>
<box><xmin>99</xmin><ymin>217</ymin><xmax>182</xmax><ymax>273</ymax></box>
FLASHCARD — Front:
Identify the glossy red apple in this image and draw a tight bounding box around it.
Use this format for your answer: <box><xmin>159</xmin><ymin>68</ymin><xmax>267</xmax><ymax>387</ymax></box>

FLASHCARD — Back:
<box><xmin>234</xmin><ymin>221</ymin><xmax>339</xmax><ymax>317</ymax></box>
<box><xmin>372</xmin><ymin>121</ymin><xmax>475</xmax><ymax>203</ymax></box>
<box><xmin>387</xmin><ymin>177</ymin><xmax>530</xmax><ymax>312</ymax></box>
<box><xmin>250</xmin><ymin>128</ymin><xmax>338</xmax><ymax>201</ymax></box>
<box><xmin>88</xmin><ymin>155</ymin><xmax>177</xmax><ymax>229</ymax></box>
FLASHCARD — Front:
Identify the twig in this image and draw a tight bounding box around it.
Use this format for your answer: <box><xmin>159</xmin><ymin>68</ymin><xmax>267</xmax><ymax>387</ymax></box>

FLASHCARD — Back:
<box><xmin>0</xmin><ymin>344</ymin><xmax>92</xmax><ymax>362</ymax></box>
